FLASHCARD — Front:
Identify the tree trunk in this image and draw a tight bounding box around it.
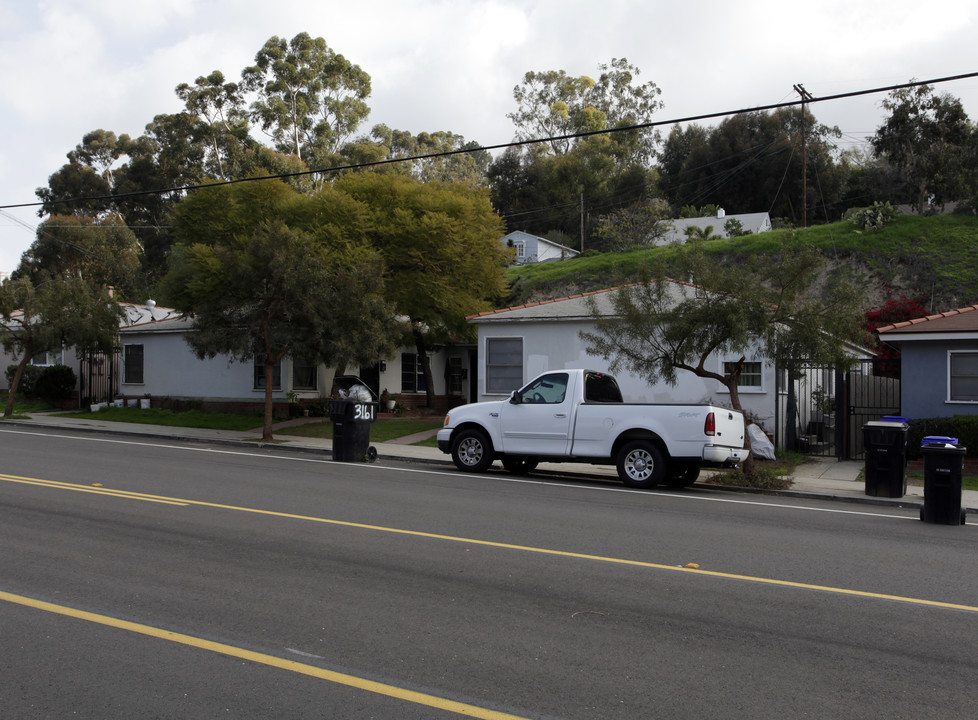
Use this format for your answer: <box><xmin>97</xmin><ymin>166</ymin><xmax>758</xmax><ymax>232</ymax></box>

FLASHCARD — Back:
<box><xmin>3</xmin><ymin>355</ymin><xmax>30</xmax><ymax>418</ymax></box>
<box><xmin>412</xmin><ymin>324</ymin><xmax>436</xmax><ymax>408</ymax></box>
<box><xmin>725</xmin><ymin>361</ymin><xmax>756</xmax><ymax>477</ymax></box>
<box><xmin>262</xmin><ymin>358</ymin><xmax>276</xmax><ymax>442</ymax></box>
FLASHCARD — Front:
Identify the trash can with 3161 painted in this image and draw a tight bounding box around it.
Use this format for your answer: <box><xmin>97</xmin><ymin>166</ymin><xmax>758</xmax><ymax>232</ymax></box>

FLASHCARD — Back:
<box><xmin>919</xmin><ymin>436</ymin><xmax>967</xmax><ymax>525</ymax></box>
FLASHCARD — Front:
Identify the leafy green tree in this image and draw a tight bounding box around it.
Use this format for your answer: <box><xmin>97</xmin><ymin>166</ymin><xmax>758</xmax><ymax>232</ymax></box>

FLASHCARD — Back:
<box><xmin>592</xmin><ymin>197</ymin><xmax>673</xmax><ymax>251</ymax></box>
<box><xmin>871</xmin><ymin>83</ymin><xmax>974</xmax><ymax>213</ymax></box>
<box><xmin>333</xmin><ymin>172</ymin><xmax>509</xmax><ymax>407</ymax></box>
<box><xmin>0</xmin><ymin>276</ymin><xmax>122</xmax><ymax>416</ymax></box>
<box><xmin>162</xmin><ymin>180</ymin><xmax>399</xmax><ymax>441</ymax></box>
<box><xmin>658</xmin><ymin>109</ymin><xmax>844</xmax><ymax>224</ymax></box>
<box><xmin>15</xmin><ymin>214</ymin><xmax>141</xmax><ymax>296</ymax></box>
<box><xmin>242</xmin><ymin>33</ymin><xmax>371</xmax><ymax>164</ymax></box>
<box><xmin>580</xmin><ymin>235</ymin><xmax>866</xmax><ymax>477</ymax></box>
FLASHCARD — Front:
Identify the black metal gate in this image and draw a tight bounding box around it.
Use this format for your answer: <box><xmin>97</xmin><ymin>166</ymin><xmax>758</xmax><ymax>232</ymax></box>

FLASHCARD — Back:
<box><xmin>775</xmin><ymin>359</ymin><xmax>900</xmax><ymax>460</ymax></box>
<box><xmin>78</xmin><ymin>348</ymin><xmax>119</xmax><ymax>406</ymax></box>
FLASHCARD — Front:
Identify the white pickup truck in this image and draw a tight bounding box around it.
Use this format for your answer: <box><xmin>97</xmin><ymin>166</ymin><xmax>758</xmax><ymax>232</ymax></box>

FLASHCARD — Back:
<box><xmin>437</xmin><ymin>369</ymin><xmax>748</xmax><ymax>488</ymax></box>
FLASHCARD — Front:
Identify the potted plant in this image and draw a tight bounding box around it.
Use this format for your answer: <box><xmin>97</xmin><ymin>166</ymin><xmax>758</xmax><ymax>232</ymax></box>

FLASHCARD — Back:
<box><xmin>381</xmin><ymin>389</ymin><xmax>397</xmax><ymax>412</ymax></box>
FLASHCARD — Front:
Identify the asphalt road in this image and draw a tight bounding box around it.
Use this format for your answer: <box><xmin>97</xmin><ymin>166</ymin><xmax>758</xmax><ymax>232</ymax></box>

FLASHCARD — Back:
<box><xmin>1</xmin><ymin>425</ymin><xmax>977</xmax><ymax>719</ymax></box>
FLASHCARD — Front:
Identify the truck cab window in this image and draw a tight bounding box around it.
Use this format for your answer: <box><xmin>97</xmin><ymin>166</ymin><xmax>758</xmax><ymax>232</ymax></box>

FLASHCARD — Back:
<box><xmin>519</xmin><ymin>373</ymin><xmax>568</xmax><ymax>404</ymax></box>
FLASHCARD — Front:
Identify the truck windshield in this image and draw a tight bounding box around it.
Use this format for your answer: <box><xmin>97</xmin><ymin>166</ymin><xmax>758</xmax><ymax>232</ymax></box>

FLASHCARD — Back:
<box><xmin>585</xmin><ymin>372</ymin><xmax>623</xmax><ymax>403</ymax></box>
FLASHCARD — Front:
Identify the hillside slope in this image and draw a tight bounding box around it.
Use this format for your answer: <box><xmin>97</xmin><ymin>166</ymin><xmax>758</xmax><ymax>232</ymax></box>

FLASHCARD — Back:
<box><xmin>502</xmin><ymin>214</ymin><xmax>978</xmax><ymax>313</ymax></box>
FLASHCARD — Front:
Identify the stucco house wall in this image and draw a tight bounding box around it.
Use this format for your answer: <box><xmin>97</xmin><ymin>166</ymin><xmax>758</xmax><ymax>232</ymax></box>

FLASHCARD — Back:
<box><xmin>470</xmin><ymin>288</ymin><xmax>779</xmax><ymax>432</ymax></box>
<box><xmin>878</xmin><ymin>305</ymin><xmax>978</xmax><ymax>419</ymax></box>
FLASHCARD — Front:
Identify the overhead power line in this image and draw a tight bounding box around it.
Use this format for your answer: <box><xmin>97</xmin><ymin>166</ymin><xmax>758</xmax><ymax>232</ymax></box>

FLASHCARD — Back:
<box><xmin>2</xmin><ymin>71</ymin><xmax>976</xmax><ymax>213</ymax></box>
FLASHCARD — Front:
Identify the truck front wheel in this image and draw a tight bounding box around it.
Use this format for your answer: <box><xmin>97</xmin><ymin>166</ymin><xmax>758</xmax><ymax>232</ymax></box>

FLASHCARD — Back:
<box><xmin>617</xmin><ymin>440</ymin><xmax>666</xmax><ymax>488</ymax></box>
<box><xmin>451</xmin><ymin>428</ymin><xmax>494</xmax><ymax>473</ymax></box>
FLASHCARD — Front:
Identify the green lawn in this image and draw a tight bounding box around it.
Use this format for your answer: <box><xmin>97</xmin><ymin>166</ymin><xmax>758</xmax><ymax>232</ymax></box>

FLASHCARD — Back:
<box><xmin>277</xmin><ymin>417</ymin><xmax>444</xmax><ymax>444</ymax></box>
<box><xmin>55</xmin><ymin>406</ymin><xmax>266</xmax><ymax>431</ymax></box>
<box><xmin>51</xmin><ymin>406</ymin><xmax>445</xmax><ymax>445</ymax></box>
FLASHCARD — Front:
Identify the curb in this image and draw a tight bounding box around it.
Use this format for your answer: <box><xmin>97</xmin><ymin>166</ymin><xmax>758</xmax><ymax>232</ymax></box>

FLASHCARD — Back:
<box><xmin>4</xmin><ymin>418</ymin><xmax>974</xmax><ymax>513</ymax></box>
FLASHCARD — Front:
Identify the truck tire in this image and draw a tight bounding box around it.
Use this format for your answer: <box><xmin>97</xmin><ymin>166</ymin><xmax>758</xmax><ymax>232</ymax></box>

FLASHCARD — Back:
<box><xmin>663</xmin><ymin>462</ymin><xmax>701</xmax><ymax>488</ymax></box>
<box><xmin>451</xmin><ymin>428</ymin><xmax>494</xmax><ymax>473</ymax></box>
<box><xmin>501</xmin><ymin>457</ymin><xmax>539</xmax><ymax>475</ymax></box>
<box><xmin>617</xmin><ymin>440</ymin><xmax>666</xmax><ymax>488</ymax></box>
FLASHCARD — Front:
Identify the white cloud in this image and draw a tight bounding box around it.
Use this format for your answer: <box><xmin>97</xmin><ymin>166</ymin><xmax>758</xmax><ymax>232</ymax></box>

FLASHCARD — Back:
<box><xmin>1</xmin><ymin>0</ymin><xmax>976</xmax><ymax>274</ymax></box>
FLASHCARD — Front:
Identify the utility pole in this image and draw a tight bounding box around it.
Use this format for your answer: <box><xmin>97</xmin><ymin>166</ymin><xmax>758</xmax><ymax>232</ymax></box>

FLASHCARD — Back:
<box><xmin>793</xmin><ymin>84</ymin><xmax>814</xmax><ymax>227</ymax></box>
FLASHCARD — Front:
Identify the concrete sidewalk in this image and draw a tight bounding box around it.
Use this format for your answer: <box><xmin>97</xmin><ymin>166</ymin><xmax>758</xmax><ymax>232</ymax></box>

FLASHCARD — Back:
<box><xmin>4</xmin><ymin>413</ymin><xmax>976</xmax><ymax>512</ymax></box>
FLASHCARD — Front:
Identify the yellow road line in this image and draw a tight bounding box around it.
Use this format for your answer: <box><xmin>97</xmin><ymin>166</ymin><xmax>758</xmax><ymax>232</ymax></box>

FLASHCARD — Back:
<box><xmin>5</xmin><ymin>474</ymin><xmax>978</xmax><ymax>614</ymax></box>
<box><xmin>0</xmin><ymin>474</ymin><xmax>187</xmax><ymax>505</ymax></box>
<box><xmin>0</xmin><ymin>590</ymin><xmax>528</xmax><ymax>720</ymax></box>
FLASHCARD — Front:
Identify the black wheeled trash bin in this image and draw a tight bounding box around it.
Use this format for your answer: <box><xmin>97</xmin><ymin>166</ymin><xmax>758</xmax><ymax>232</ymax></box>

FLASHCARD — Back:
<box><xmin>919</xmin><ymin>436</ymin><xmax>967</xmax><ymax>525</ymax></box>
<box><xmin>862</xmin><ymin>417</ymin><xmax>909</xmax><ymax>497</ymax></box>
<box><xmin>329</xmin><ymin>399</ymin><xmax>378</xmax><ymax>462</ymax></box>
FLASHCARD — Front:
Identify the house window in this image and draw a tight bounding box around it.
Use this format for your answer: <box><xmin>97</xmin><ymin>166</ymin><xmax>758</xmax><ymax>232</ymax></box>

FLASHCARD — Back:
<box><xmin>254</xmin><ymin>355</ymin><xmax>281</xmax><ymax>390</ymax></box>
<box><xmin>123</xmin><ymin>345</ymin><xmax>144</xmax><ymax>384</ymax></box>
<box><xmin>514</xmin><ymin>240</ymin><xmax>525</xmax><ymax>260</ymax></box>
<box><xmin>401</xmin><ymin>353</ymin><xmax>427</xmax><ymax>393</ymax></box>
<box><xmin>31</xmin><ymin>350</ymin><xmax>62</xmax><ymax>367</ymax></box>
<box><xmin>948</xmin><ymin>352</ymin><xmax>978</xmax><ymax>402</ymax></box>
<box><xmin>486</xmin><ymin>337</ymin><xmax>523</xmax><ymax>394</ymax></box>
<box><xmin>723</xmin><ymin>360</ymin><xmax>763</xmax><ymax>391</ymax></box>
<box><xmin>291</xmin><ymin>358</ymin><xmax>317</xmax><ymax>390</ymax></box>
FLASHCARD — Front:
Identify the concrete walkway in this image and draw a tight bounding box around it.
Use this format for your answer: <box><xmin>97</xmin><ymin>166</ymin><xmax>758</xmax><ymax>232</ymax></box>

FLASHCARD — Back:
<box><xmin>4</xmin><ymin>413</ymin><xmax>976</xmax><ymax>513</ymax></box>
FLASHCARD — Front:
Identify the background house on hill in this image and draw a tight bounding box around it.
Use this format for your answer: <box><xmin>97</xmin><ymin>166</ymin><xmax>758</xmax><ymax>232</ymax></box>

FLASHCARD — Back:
<box><xmin>877</xmin><ymin>305</ymin><xmax>978</xmax><ymax>418</ymax></box>
<box><xmin>501</xmin><ymin>230</ymin><xmax>580</xmax><ymax>266</ymax></box>
<box><xmin>660</xmin><ymin>210</ymin><xmax>772</xmax><ymax>245</ymax></box>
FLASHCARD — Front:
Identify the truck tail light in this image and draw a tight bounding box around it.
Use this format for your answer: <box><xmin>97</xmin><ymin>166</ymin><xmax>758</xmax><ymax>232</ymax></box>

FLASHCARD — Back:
<box><xmin>705</xmin><ymin>412</ymin><xmax>716</xmax><ymax>436</ymax></box>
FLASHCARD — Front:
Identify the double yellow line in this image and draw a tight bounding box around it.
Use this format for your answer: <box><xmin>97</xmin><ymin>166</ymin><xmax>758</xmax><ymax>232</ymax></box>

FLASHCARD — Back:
<box><xmin>3</xmin><ymin>472</ymin><xmax>978</xmax><ymax>717</ymax></box>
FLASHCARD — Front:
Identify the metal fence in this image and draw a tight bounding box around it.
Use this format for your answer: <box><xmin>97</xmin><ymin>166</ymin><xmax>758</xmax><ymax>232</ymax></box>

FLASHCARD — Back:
<box><xmin>78</xmin><ymin>348</ymin><xmax>119</xmax><ymax>406</ymax></box>
<box><xmin>776</xmin><ymin>359</ymin><xmax>900</xmax><ymax>461</ymax></box>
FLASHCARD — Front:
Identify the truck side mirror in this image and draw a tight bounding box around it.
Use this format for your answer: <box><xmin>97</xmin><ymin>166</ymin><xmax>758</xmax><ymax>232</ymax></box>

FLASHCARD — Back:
<box><xmin>509</xmin><ymin>390</ymin><xmax>521</xmax><ymax>405</ymax></box>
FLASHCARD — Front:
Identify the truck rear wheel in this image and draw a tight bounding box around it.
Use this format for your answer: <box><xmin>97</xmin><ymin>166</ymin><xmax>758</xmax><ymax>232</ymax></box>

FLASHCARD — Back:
<box><xmin>451</xmin><ymin>428</ymin><xmax>494</xmax><ymax>473</ymax></box>
<box><xmin>617</xmin><ymin>440</ymin><xmax>666</xmax><ymax>488</ymax></box>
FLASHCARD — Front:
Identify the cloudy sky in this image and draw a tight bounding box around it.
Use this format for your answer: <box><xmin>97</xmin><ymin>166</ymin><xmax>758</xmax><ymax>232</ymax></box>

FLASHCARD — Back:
<box><xmin>1</xmin><ymin>0</ymin><xmax>976</xmax><ymax>276</ymax></box>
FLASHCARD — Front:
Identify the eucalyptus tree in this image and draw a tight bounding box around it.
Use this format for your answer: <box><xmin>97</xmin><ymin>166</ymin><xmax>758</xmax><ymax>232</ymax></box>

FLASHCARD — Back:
<box><xmin>176</xmin><ymin>70</ymin><xmax>251</xmax><ymax>179</ymax></box>
<box><xmin>871</xmin><ymin>83</ymin><xmax>974</xmax><ymax>213</ymax></box>
<box><xmin>242</xmin><ymin>33</ymin><xmax>371</xmax><ymax>165</ymax></box>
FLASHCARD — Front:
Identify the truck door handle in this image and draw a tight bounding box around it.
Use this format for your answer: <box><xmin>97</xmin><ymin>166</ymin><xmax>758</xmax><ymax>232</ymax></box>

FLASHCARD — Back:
<box><xmin>555</xmin><ymin>413</ymin><xmax>567</xmax><ymax>418</ymax></box>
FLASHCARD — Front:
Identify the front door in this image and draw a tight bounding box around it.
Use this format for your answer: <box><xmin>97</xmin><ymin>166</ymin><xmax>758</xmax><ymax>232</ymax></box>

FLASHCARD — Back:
<box><xmin>498</xmin><ymin>372</ymin><xmax>573</xmax><ymax>456</ymax></box>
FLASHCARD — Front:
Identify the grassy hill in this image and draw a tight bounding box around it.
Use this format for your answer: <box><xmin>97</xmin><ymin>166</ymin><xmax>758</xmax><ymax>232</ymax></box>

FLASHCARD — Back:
<box><xmin>502</xmin><ymin>214</ymin><xmax>978</xmax><ymax>313</ymax></box>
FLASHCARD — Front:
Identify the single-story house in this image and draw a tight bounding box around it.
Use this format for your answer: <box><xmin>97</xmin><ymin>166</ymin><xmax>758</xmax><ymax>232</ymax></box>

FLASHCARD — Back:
<box><xmin>468</xmin><ymin>285</ymin><xmax>781</xmax><ymax>433</ymax></box>
<box><xmin>1</xmin><ymin>300</ymin><xmax>477</xmax><ymax>412</ymax></box>
<box><xmin>659</xmin><ymin>210</ymin><xmax>772</xmax><ymax>245</ymax></box>
<box><xmin>877</xmin><ymin>305</ymin><xmax>978</xmax><ymax>418</ymax></box>
<box><xmin>501</xmin><ymin>230</ymin><xmax>580</xmax><ymax>266</ymax></box>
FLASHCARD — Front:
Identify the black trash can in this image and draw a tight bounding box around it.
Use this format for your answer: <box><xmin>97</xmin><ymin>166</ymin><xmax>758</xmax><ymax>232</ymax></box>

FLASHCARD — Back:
<box><xmin>919</xmin><ymin>436</ymin><xmax>967</xmax><ymax>525</ymax></box>
<box><xmin>862</xmin><ymin>417</ymin><xmax>909</xmax><ymax>497</ymax></box>
<box><xmin>329</xmin><ymin>399</ymin><xmax>378</xmax><ymax>462</ymax></box>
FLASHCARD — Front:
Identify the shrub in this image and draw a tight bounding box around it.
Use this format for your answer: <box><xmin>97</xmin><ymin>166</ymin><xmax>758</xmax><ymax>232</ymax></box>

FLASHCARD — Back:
<box><xmin>5</xmin><ymin>364</ymin><xmax>42</xmax><ymax>396</ymax></box>
<box><xmin>34</xmin><ymin>364</ymin><xmax>77</xmax><ymax>401</ymax></box>
<box><xmin>846</xmin><ymin>201</ymin><xmax>899</xmax><ymax>231</ymax></box>
<box><xmin>907</xmin><ymin>416</ymin><xmax>978</xmax><ymax>458</ymax></box>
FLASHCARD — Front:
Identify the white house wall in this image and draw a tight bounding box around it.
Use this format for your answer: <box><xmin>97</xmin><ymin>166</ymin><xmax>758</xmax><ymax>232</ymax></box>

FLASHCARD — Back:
<box><xmin>476</xmin><ymin>319</ymin><xmax>777</xmax><ymax>431</ymax></box>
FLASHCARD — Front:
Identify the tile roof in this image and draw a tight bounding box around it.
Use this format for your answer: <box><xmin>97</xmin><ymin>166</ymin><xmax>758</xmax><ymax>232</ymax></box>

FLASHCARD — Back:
<box><xmin>877</xmin><ymin>305</ymin><xmax>978</xmax><ymax>334</ymax></box>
